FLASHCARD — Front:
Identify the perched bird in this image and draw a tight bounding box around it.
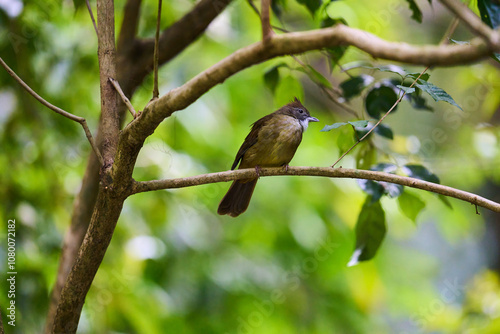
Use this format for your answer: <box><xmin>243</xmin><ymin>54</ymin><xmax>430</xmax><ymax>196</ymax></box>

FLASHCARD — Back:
<box><xmin>218</xmin><ymin>97</ymin><xmax>319</xmax><ymax>217</ymax></box>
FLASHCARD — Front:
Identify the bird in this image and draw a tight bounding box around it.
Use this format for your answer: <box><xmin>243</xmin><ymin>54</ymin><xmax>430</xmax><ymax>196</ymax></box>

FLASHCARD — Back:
<box><xmin>218</xmin><ymin>97</ymin><xmax>319</xmax><ymax>217</ymax></box>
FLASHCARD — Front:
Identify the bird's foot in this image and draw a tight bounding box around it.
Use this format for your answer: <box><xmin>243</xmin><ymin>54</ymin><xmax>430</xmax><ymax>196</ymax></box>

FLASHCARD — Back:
<box><xmin>282</xmin><ymin>164</ymin><xmax>290</xmax><ymax>173</ymax></box>
<box><xmin>254</xmin><ymin>165</ymin><xmax>262</xmax><ymax>178</ymax></box>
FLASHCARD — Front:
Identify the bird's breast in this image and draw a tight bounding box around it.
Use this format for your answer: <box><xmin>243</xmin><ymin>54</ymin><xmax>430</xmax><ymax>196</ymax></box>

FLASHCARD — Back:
<box><xmin>240</xmin><ymin>115</ymin><xmax>303</xmax><ymax>168</ymax></box>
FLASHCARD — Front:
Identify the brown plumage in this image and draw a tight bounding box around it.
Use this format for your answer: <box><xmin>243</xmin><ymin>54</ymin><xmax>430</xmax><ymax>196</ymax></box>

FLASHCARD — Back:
<box><xmin>218</xmin><ymin>98</ymin><xmax>319</xmax><ymax>217</ymax></box>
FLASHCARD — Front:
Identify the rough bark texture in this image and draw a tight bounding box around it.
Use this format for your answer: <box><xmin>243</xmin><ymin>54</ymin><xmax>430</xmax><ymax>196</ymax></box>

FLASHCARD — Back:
<box><xmin>45</xmin><ymin>0</ymin><xmax>233</xmax><ymax>332</ymax></box>
<box><xmin>51</xmin><ymin>0</ymin><xmax>119</xmax><ymax>331</ymax></box>
<box><xmin>52</xmin><ymin>191</ymin><xmax>126</xmax><ymax>333</ymax></box>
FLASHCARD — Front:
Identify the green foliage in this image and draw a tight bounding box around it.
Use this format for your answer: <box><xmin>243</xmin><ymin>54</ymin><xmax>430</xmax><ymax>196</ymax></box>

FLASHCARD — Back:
<box><xmin>357</xmin><ymin>163</ymin><xmax>403</xmax><ymax>201</ymax></box>
<box><xmin>320</xmin><ymin>17</ymin><xmax>349</xmax><ymax>70</ymax></box>
<box><xmin>297</xmin><ymin>65</ymin><xmax>333</xmax><ymax>88</ymax></box>
<box><xmin>263</xmin><ymin>63</ymin><xmax>288</xmax><ymax>93</ymax></box>
<box><xmin>349</xmin><ymin>197</ymin><xmax>386</xmax><ymax>265</ymax></box>
<box><xmin>405</xmin><ymin>0</ymin><xmax>423</xmax><ymax>23</ymax></box>
<box><xmin>477</xmin><ymin>0</ymin><xmax>500</xmax><ymax>29</ymax></box>
<box><xmin>398</xmin><ymin>190</ymin><xmax>426</xmax><ymax>223</ymax></box>
<box><xmin>296</xmin><ymin>0</ymin><xmax>323</xmax><ymax>16</ymax></box>
<box><xmin>415</xmin><ymin>79</ymin><xmax>462</xmax><ymax>110</ymax></box>
<box><xmin>365</xmin><ymin>85</ymin><xmax>399</xmax><ymax>119</ymax></box>
<box><xmin>402</xmin><ymin>164</ymin><xmax>440</xmax><ymax>184</ymax></box>
<box><xmin>320</xmin><ymin>120</ymin><xmax>368</xmax><ymax>132</ymax></box>
<box><xmin>477</xmin><ymin>0</ymin><xmax>500</xmax><ymax>62</ymax></box>
<box><xmin>1</xmin><ymin>0</ymin><xmax>499</xmax><ymax>333</ymax></box>
<box><xmin>340</xmin><ymin>75</ymin><xmax>373</xmax><ymax>99</ymax></box>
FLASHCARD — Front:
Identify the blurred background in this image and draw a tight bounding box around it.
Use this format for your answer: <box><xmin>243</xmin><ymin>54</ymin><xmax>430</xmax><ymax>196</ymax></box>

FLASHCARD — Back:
<box><xmin>0</xmin><ymin>0</ymin><xmax>500</xmax><ymax>333</ymax></box>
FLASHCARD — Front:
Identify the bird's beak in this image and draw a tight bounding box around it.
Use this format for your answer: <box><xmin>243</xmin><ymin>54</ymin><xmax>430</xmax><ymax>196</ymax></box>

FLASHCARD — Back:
<box><xmin>308</xmin><ymin>116</ymin><xmax>319</xmax><ymax>122</ymax></box>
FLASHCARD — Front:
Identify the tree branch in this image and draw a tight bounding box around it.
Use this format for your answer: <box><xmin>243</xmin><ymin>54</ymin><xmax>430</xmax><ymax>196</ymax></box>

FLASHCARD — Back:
<box><xmin>109</xmin><ymin>78</ymin><xmax>137</xmax><ymax>118</ymax></box>
<box><xmin>117</xmin><ymin>0</ymin><xmax>142</xmax><ymax>52</ymax></box>
<box><xmin>85</xmin><ymin>0</ymin><xmax>98</xmax><ymax>36</ymax></box>
<box><xmin>113</xmin><ymin>23</ymin><xmax>500</xmax><ymax>184</ymax></box>
<box><xmin>127</xmin><ymin>0</ymin><xmax>233</xmax><ymax>84</ymax></box>
<box><xmin>0</xmin><ymin>57</ymin><xmax>104</xmax><ymax>165</ymax></box>
<box><xmin>153</xmin><ymin>0</ymin><xmax>162</xmax><ymax>99</ymax></box>
<box><xmin>95</xmin><ymin>0</ymin><xmax>119</xmax><ymax>165</ymax></box>
<box><xmin>142</xmin><ymin>23</ymin><xmax>499</xmax><ymax>126</ymax></box>
<box><xmin>51</xmin><ymin>0</ymin><xmax>120</xmax><ymax>331</ymax></box>
<box><xmin>44</xmin><ymin>148</ymin><xmax>101</xmax><ymax>333</ymax></box>
<box><xmin>116</xmin><ymin>0</ymin><xmax>232</xmax><ymax>107</ymax></box>
<box><xmin>132</xmin><ymin>166</ymin><xmax>500</xmax><ymax>213</ymax></box>
<box><xmin>261</xmin><ymin>0</ymin><xmax>272</xmax><ymax>41</ymax></box>
<box><xmin>438</xmin><ymin>0</ymin><xmax>500</xmax><ymax>46</ymax></box>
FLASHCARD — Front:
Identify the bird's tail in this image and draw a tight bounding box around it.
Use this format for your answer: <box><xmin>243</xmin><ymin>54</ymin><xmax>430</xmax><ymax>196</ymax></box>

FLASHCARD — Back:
<box><xmin>217</xmin><ymin>179</ymin><xmax>258</xmax><ymax>217</ymax></box>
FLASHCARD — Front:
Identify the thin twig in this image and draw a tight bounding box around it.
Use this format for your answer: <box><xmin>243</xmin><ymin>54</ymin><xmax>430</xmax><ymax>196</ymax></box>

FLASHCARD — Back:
<box><xmin>440</xmin><ymin>16</ymin><xmax>461</xmax><ymax>45</ymax></box>
<box><xmin>153</xmin><ymin>0</ymin><xmax>162</xmax><ymax>99</ymax></box>
<box><xmin>331</xmin><ymin>5</ymin><xmax>478</xmax><ymax>167</ymax></box>
<box><xmin>130</xmin><ymin>166</ymin><xmax>500</xmax><ymax>213</ymax></box>
<box><xmin>85</xmin><ymin>0</ymin><xmax>98</xmax><ymax>36</ymax></box>
<box><xmin>332</xmin><ymin>68</ymin><xmax>429</xmax><ymax>167</ymax></box>
<box><xmin>0</xmin><ymin>57</ymin><xmax>104</xmax><ymax>165</ymax></box>
<box><xmin>291</xmin><ymin>55</ymin><xmax>359</xmax><ymax>117</ymax></box>
<box><xmin>109</xmin><ymin>78</ymin><xmax>137</xmax><ymax>118</ymax></box>
<box><xmin>438</xmin><ymin>0</ymin><xmax>500</xmax><ymax>47</ymax></box>
<box><xmin>440</xmin><ymin>0</ymin><xmax>471</xmax><ymax>45</ymax></box>
<box><xmin>261</xmin><ymin>0</ymin><xmax>272</xmax><ymax>41</ymax></box>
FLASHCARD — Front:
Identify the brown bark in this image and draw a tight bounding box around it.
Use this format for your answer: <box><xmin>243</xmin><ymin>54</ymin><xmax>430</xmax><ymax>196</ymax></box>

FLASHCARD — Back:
<box><xmin>45</xmin><ymin>0</ymin><xmax>233</xmax><ymax>332</ymax></box>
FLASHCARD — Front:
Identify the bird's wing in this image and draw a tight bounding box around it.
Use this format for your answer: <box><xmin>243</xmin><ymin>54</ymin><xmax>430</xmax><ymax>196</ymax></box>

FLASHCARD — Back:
<box><xmin>231</xmin><ymin>115</ymin><xmax>272</xmax><ymax>170</ymax></box>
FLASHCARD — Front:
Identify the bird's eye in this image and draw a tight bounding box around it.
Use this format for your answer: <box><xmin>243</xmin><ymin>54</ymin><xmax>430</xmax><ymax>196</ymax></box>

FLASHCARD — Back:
<box><xmin>298</xmin><ymin>109</ymin><xmax>304</xmax><ymax>113</ymax></box>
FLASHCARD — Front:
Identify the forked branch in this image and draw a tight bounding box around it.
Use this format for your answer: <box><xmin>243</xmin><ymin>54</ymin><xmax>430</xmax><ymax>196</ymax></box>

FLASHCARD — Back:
<box><xmin>0</xmin><ymin>57</ymin><xmax>104</xmax><ymax>165</ymax></box>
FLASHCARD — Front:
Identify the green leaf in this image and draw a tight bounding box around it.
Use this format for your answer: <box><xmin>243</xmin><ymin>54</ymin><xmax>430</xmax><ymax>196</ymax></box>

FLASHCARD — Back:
<box><xmin>357</xmin><ymin>180</ymin><xmax>385</xmax><ymax>202</ymax></box>
<box><xmin>374</xmin><ymin>123</ymin><xmax>394</xmax><ymax>140</ymax></box>
<box><xmin>357</xmin><ymin>163</ymin><xmax>401</xmax><ymax>199</ymax></box>
<box><xmin>450</xmin><ymin>39</ymin><xmax>471</xmax><ymax>46</ymax></box>
<box><xmin>337</xmin><ymin>130</ymin><xmax>356</xmax><ymax>152</ymax></box>
<box><xmin>321</xmin><ymin>120</ymin><xmax>368</xmax><ymax>132</ymax></box>
<box><xmin>73</xmin><ymin>0</ymin><xmax>86</xmax><ymax>11</ymax></box>
<box><xmin>415</xmin><ymin>80</ymin><xmax>462</xmax><ymax>110</ymax></box>
<box><xmin>402</xmin><ymin>164</ymin><xmax>440</xmax><ymax>183</ymax></box>
<box><xmin>478</xmin><ymin>0</ymin><xmax>500</xmax><ymax>63</ymax></box>
<box><xmin>405</xmin><ymin>88</ymin><xmax>434</xmax><ymax>111</ymax></box>
<box><xmin>340</xmin><ymin>75</ymin><xmax>374</xmax><ymax>99</ymax></box>
<box><xmin>398</xmin><ymin>191</ymin><xmax>426</xmax><ymax>223</ymax></box>
<box><xmin>271</xmin><ymin>0</ymin><xmax>287</xmax><ymax>18</ymax></box>
<box><xmin>477</xmin><ymin>0</ymin><xmax>500</xmax><ymax>29</ymax></box>
<box><xmin>371</xmin><ymin>163</ymin><xmax>398</xmax><ymax>173</ymax></box>
<box><xmin>348</xmin><ymin>197</ymin><xmax>386</xmax><ymax>266</ymax></box>
<box><xmin>365</xmin><ymin>85</ymin><xmax>399</xmax><ymax>119</ymax></box>
<box><xmin>274</xmin><ymin>74</ymin><xmax>304</xmax><ymax>106</ymax></box>
<box><xmin>264</xmin><ymin>65</ymin><xmax>281</xmax><ymax>93</ymax></box>
<box><xmin>356</xmin><ymin>145</ymin><xmax>377</xmax><ymax>170</ymax></box>
<box><xmin>326</xmin><ymin>46</ymin><xmax>349</xmax><ymax>70</ymax></box>
<box><xmin>348</xmin><ymin>120</ymin><xmax>369</xmax><ymax>128</ymax></box>
<box><xmin>321</xmin><ymin>16</ymin><xmax>348</xmax><ymax>28</ymax></box>
<box><xmin>407</xmin><ymin>73</ymin><xmax>430</xmax><ymax>82</ymax></box>
<box><xmin>438</xmin><ymin>194</ymin><xmax>453</xmax><ymax>209</ymax></box>
<box><xmin>306</xmin><ymin>65</ymin><xmax>333</xmax><ymax>88</ymax></box>
<box><xmin>407</xmin><ymin>0</ymin><xmax>423</xmax><ymax>22</ymax></box>
<box><xmin>405</xmin><ymin>0</ymin><xmax>423</xmax><ymax>23</ymax></box>
<box><xmin>396</xmin><ymin>85</ymin><xmax>415</xmax><ymax>94</ymax></box>
<box><xmin>296</xmin><ymin>0</ymin><xmax>323</xmax><ymax>16</ymax></box>
<box><xmin>361</xmin><ymin>65</ymin><xmax>407</xmax><ymax>78</ymax></box>
<box><xmin>341</xmin><ymin>61</ymin><xmax>373</xmax><ymax>72</ymax></box>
